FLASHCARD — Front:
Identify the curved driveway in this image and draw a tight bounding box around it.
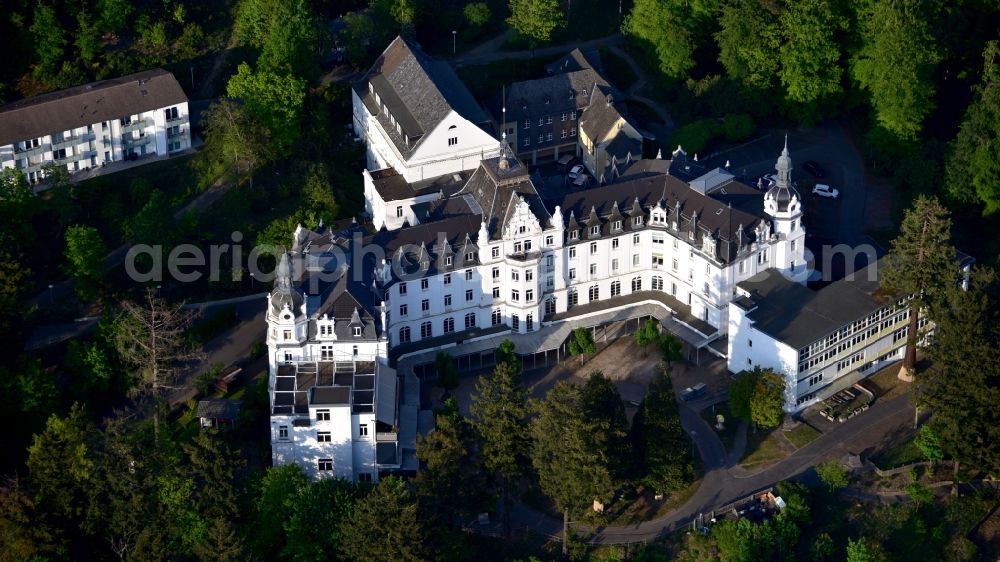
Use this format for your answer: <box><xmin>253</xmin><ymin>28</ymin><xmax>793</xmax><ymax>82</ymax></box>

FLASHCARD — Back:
<box><xmin>506</xmin><ymin>391</ymin><xmax>915</xmax><ymax>544</ymax></box>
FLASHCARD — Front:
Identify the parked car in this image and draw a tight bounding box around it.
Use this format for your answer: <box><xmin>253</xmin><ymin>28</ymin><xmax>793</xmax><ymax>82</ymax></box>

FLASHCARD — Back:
<box><xmin>556</xmin><ymin>154</ymin><xmax>577</xmax><ymax>172</ymax></box>
<box><xmin>812</xmin><ymin>184</ymin><xmax>839</xmax><ymax>199</ymax></box>
<box><xmin>568</xmin><ymin>164</ymin><xmax>584</xmax><ymax>180</ymax></box>
<box><xmin>802</xmin><ymin>160</ymin><xmax>826</xmax><ymax>178</ymax></box>
<box><xmin>680</xmin><ymin>383</ymin><xmax>708</xmax><ymax>401</ymax></box>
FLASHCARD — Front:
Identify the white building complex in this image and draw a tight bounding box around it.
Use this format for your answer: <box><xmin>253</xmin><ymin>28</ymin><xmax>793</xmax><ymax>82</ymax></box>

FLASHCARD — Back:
<box><xmin>0</xmin><ymin>68</ymin><xmax>191</xmax><ymax>184</ymax></box>
<box><xmin>267</xmin><ymin>37</ymin><xmax>945</xmax><ymax>481</ymax></box>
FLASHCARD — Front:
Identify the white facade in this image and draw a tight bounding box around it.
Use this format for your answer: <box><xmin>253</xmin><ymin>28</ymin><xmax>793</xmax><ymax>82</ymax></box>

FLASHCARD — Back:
<box><xmin>266</xmin><ymin>247</ymin><xmax>397</xmax><ymax>483</ymax></box>
<box><xmin>0</xmin><ymin>69</ymin><xmax>191</xmax><ymax>184</ymax></box>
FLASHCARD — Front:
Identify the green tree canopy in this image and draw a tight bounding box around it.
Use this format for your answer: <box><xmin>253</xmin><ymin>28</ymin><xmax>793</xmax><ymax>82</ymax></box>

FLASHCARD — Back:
<box><xmin>339</xmin><ymin>477</ymin><xmax>429</xmax><ymax>562</ymax></box>
<box><xmin>716</xmin><ymin>0</ymin><xmax>782</xmax><ymax>89</ymax></box>
<box><xmin>27</xmin><ymin>404</ymin><xmax>98</xmax><ymax>522</ymax></box>
<box><xmin>778</xmin><ymin>0</ymin><xmax>846</xmax><ymax>108</ymax></box>
<box><xmin>506</xmin><ymin>0</ymin><xmax>563</xmax><ymax>49</ymax></box>
<box><xmin>568</xmin><ymin>327</ymin><xmax>596</xmax><ymax>364</ymax></box>
<box><xmin>199</xmin><ymin>98</ymin><xmax>274</xmax><ymax>189</ymax></box>
<box><xmin>235</xmin><ymin>0</ymin><xmax>320</xmax><ymax>78</ymax></box>
<box><xmin>634</xmin><ymin>318</ymin><xmax>660</xmax><ymax>356</ymax></box>
<box><xmin>850</xmin><ymin>0</ymin><xmax>940</xmax><ymax>140</ymax></box>
<box><xmin>625</xmin><ymin>0</ymin><xmax>695</xmax><ymax>79</ymax></box>
<box><xmin>530</xmin><ymin>381</ymin><xmax>612</xmax><ymax>557</ymax></box>
<box><xmin>632</xmin><ymin>369</ymin><xmax>694</xmax><ymax>493</ymax></box>
<box><xmin>251</xmin><ymin>464</ymin><xmax>310</xmax><ymax>557</ymax></box>
<box><xmin>226</xmin><ymin>63</ymin><xmax>306</xmax><ymax>156</ymax></box>
<box><xmin>815</xmin><ymin>460</ymin><xmax>849</xmax><ymax>491</ymax></box>
<box><xmin>282</xmin><ymin>478</ymin><xmax>366</xmax><ymax>562</ymax></box>
<box><xmin>470</xmin><ymin>360</ymin><xmax>528</xmax><ymax>537</ymax></box>
<box><xmin>914</xmin><ymin>268</ymin><xmax>1000</xmax><ymax>476</ymax></box>
<box><xmin>729</xmin><ymin>367</ymin><xmax>786</xmax><ymax>429</ymax></box>
<box><xmin>31</xmin><ymin>3</ymin><xmax>66</xmax><ymax>82</ymax></box>
<box><xmin>64</xmin><ymin>225</ymin><xmax>107</xmax><ymax>302</ymax></box>
<box><xmin>416</xmin><ymin>413</ymin><xmax>489</xmax><ymax>524</ymax></box>
<box><xmin>945</xmin><ymin>40</ymin><xmax>1000</xmax><ymax>215</ymax></box>
<box><xmin>881</xmin><ymin>196</ymin><xmax>957</xmax><ymax>375</ymax></box>
<box><xmin>464</xmin><ymin>2</ymin><xmax>492</xmax><ymax>26</ymax></box>
<box><xmin>581</xmin><ymin>371</ymin><xmax>630</xmax><ymax>479</ymax></box>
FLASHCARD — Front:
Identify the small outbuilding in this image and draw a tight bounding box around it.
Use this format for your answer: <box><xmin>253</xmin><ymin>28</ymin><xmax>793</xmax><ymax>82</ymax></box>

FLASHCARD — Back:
<box><xmin>197</xmin><ymin>399</ymin><xmax>243</xmax><ymax>429</ymax></box>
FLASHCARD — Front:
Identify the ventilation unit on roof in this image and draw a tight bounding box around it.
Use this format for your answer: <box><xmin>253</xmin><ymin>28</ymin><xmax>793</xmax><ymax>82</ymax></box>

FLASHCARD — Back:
<box><xmin>452</xmin><ymin>173</ymin><xmax>462</xmax><ymax>183</ymax></box>
<box><xmin>715</xmin><ymin>208</ymin><xmax>723</xmax><ymax>215</ymax></box>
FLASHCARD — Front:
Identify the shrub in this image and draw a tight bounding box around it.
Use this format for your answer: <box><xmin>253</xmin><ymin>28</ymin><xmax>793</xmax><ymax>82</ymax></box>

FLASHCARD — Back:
<box><xmin>723</xmin><ymin>113</ymin><xmax>754</xmax><ymax>141</ymax></box>
<box><xmin>668</xmin><ymin>119</ymin><xmax>723</xmax><ymax>156</ymax></box>
<box><xmin>250</xmin><ymin>341</ymin><xmax>267</xmax><ymax>359</ymax></box>
<box><xmin>464</xmin><ymin>2</ymin><xmax>491</xmax><ymax>27</ymax></box>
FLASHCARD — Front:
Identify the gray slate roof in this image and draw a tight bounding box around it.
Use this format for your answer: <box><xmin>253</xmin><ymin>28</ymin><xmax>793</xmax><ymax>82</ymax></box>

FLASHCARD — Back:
<box><xmin>0</xmin><ymin>68</ymin><xmax>187</xmax><ymax>146</ymax></box>
<box><xmin>458</xmin><ymin>152</ymin><xmax>550</xmax><ymax>237</ymax></box>
<box><xmin>557</xmin><ymin>173</ymin><xmax>765</xmax><ymax>263</ymax></box>
<box><xmin>356</xmin><ymin>36</ymin><xmax>488</xmax><ymax>158</ymax></box>
<box><xmin>738</xmin><ymin>261</ymin><xmax>887</xmax><ymax>349</ymax></box>
<box><xmin>502</xmin><ymin>69</ymin><xmax>605</xmax><ymax>125</ymax></box>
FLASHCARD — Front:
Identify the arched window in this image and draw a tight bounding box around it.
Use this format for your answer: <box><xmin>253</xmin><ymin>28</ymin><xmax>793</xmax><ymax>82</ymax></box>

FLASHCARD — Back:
<box><xmin>465</xmin><ymin>312</ymin><xmax>476</xmax><ymax>328</ymax></box>
<box><xmin>420</xmin><ymin>322</ymin><xmax>433</xmax><ymax>339</ymax></box>
<box><xmin>610</xmin><ymin>281</ymin><xmax>621</xmax><ymax>297</ymax></box>
<box><xmin>544</xmin><ymin>298</ymin><xmax>556</xmax><ymax>316</ymax></box>
<box><xmin>652</xmin><ymin>276</ymin><xmax>664</xmax><ymax>291</ymax></box>
<box><xmin>443</xmin><ymin>317</ymin><xmax>455</xmax><ymax>333</ymax></box>
<box><xmin>588</xmin><ymin>285</ymin><xmax>599</xmax><ymax>302</ymax></box>
<box><xmin>398</xmin><ymin>326</ymin><xmax>411</xmax><ymax>343</ymax></box>
<box><xmin>568</xmin><ymin>289</ymin><xmax>578</xmax><ymax>306</ymax></box>
<box><xmin>491</xmin><ymin>309</ymin><xmax>502</xmax><ymax>326</ymax></box>
<box><xmin>526</xmin><ymin>314</ymin><xmax>534</xmax><ymax>331</ymax></box>
<box><xmin>511</xmin><ymin>314</ymin><xmax>520</xmax><ymax>330</ymax></box>
<box><xmin>631</xmin><ymin>277</ymin><xmax>642</xmax><ymax>292</ymax></box>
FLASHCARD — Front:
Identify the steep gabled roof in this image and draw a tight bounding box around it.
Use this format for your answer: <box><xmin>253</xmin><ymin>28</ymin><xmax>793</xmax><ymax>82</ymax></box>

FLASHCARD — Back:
<box><xmin>355</xmin><ymin>36</ymin><xmax>488</xmax><ymax>158</ymax></box>
<box><xmin>0</xmin><ymin>68</ymin><xmax>188</xmax><ymax>146</ymax></box>
<box><xmin>458</xmin><ymin>152</ymin><xmax>550</xmax><ymax>237</ymax></box>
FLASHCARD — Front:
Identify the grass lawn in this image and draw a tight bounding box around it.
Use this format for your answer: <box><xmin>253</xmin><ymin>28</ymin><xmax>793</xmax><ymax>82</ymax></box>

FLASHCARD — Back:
<box><xmin>785</xmin><ymin>424</ymin><xmax>821</xmax><ymax>449</ymax></box>
<box><xmin>740</xmin><ymin>429</ymin><xmax>789</xmax><ymax>471</ymax></box>
<box><xmin>700</xmin><ymin>402</ymin><xmax>738</xmax><ymax>453</ymax></box>
<box><xmin>599</xmin><ymin>47</ymin><xmax>638</xmax><ymax>92</ymax></box>
<box><xmin>871</xmin><ymin>438</ymin><xmax>924</xmax><ymax>469</ymax></box>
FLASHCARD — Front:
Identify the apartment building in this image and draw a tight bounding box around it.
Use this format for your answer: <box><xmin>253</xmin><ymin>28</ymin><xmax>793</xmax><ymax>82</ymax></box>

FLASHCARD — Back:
<box><xmin>0</xmin><ymin>68</ymin><xmax>191</xmax><ymax>183</ymax></box>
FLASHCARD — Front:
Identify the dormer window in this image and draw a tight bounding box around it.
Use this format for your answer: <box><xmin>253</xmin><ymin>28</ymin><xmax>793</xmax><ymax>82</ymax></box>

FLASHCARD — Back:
<box><xmin>633</xmin><ymin>216</ymin><xmax>643</xmax><ymax>226</ymax></box>
<box><xmin>466</xmin><ymin>251</ymin><xmax>475</xmax><ymax>262</ymax></box>
<box><xmin>613</xmin><ymin>220</ymin><xmax>622</xmax><ymax>231</ymax></box>
<box><xmin>445</xmin><ymin>256</ymin><xmax>453</xmax><ymax>266</ymax></box>
<box><xmin>492</xmin><ymin>246</ymin><xmax>500</xmax><ymax>258</ymax></box>
<box><xmin>590</xmin><ymin>225</ymin><xmax>600</xmax><ymax>236</ymax></box>
<box><xmin>353</xmin><ymin>327</ymin><xmax>362</xmax><ymax>337</ymax></box>
<box><xmin>570</xmin><ymin>230</ymin><xmax>579</xmax><ymax>240</ymax></box>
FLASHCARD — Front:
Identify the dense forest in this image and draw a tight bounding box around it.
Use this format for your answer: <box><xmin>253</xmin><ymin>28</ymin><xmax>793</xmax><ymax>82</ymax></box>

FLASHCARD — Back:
<box><xmin>1</xmin><ymin>0</ymin><xmax>999</xmax><ymax>560</ymax></box>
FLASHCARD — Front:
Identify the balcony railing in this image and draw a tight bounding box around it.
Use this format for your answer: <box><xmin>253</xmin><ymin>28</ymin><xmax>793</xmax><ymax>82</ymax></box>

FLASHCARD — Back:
<box><xmin>375</xmin><ymin>431</ymin><xmax>397</xmax><ymax>442</ymax></box>
<box><xmin>121</xmin><ymin>119</ymin><xmax>151</xmax><ymax>133</ymax></box>
<box><xmin>13</xmin><ymin>143</ymin><xmax>48</xmax><ymax>156</ymax></box>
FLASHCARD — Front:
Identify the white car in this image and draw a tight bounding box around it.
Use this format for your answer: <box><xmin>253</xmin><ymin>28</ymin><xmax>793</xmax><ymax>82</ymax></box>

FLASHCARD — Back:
<box><xmin>568</xmin><ymin>164</ymin><xmax>584</xmax><ymax>180</ymax></box>
<box><xmin>812</xmin><ymin>184</ymin><xmax>839</xmax><ymax>199</ymax></box>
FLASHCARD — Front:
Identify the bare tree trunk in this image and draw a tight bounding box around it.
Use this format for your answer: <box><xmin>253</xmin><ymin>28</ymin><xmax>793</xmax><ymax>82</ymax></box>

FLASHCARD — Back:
<box><xmin>904</xmin><ymin>302</ymin><xmax>919</xmax><ymax>372</ymax></box>
<box><xmin>562</xmin><ymin>510</ymin><xmax>569</xmax><ymax>560</ymax></box>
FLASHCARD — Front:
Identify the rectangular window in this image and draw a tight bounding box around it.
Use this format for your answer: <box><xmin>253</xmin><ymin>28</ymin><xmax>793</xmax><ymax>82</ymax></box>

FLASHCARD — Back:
<box><xmin>279</xmin><ymin>426</ymin><xmax>289</xmax><ymax>440</ymax></box>
<box><xmin>652</xmin><ymin>255</ymin><xmax>664</xmax><ymax>268</ymax></box>
<box><xmin>511</xmin><ymin>290</ymin><xmax>520</xmax><ymax>302</ymax></box>
<box><xmin>612</xmin><ymin>238</ymin><xmax>619</xmax><ymax>249</ymax></box>
<box><xmin>633</xmin><ymin>254</ymin><xmax>640</xmax><ymax>266</ymax></box>
<box><xmin>465</xmin><ymin>269</ymin><xmax>473</xmax><ymax>281</ymax></box>
<box><xmin>492</xmin><ymin>286</ymin><xmax>500</xmax><ymax>299</ymax></box>
<box><xmin>633</xmin><ymin>234</ymin><xmax>640</xmax><ymax>244</ymax></box>
<box><xmin>359</xmin><ymin>424</ymin><xmax>369</xmax><ymax>437</ymax></box>
<box><xmin>492</xmin><ymin>246</ymin><xmax>500</xmax><ymax>258</ymax></box>
<box><xmin>421</xmin><ymin>279</ymin><xmax>429</xmax><ymax>290</ymax></box>
<box><xmin>492</xmin><ymin>266</ymin><xmax>500</xmax><ymax>280</ymax></box>
<box><xmin>590</xmin><ymin>242</ymin><xmax>598</xmax><ymax>254</ymax></box>
<box><xmin>317</xmin><ymin>432</ymin><xmax>331</xmax><ymax>443</ymax></box>
<box><xmin>511</xmin><ymin>270</ymin><xmax>520</xmax><ymax>281</ymax></box>
<box><xmin>318</xmin><ymin>459</ymin><xmax>333</xmax><ymax>471</ymax></box>
<box><xmin>526</xmin><ymin>289</ymin><xmax>534</xmax><ymax>302</ymax></box>
<box><xmin>421</xmin><ymin>299</ymin><xmax>430</xmax><ymax>312</ymax></box>
<box><xmin>316</xmin><ymin>410</ymin><xmax>331</xmax><ymax>421</ymax></box>
<box><xmin>590</xmin><ymin>263</ymin><xmax>597</xmax><ymax>275</ymax></box>
<box><xmin>448</xmin><ymin>137</ymin><xmax>458</xmax><ymax>146</ymax></box>
<box><xmin>466</xmin><ymin>289</ymin><xmax>473</xmax><ymax>301</ymax></box>
<box><xmin>399</xmin><ymin>304</ymin><xmax>408</xmax><ymax>317</ymax></box>
<box><xmin>569</xmin><ymin>247</ymin><xmax>577</xmax><ymax>258</ymax></box>
<box><xmin>444</xmin><ymin>294</ymin><xmax>452</xmax><ymax>307</ymax></box>
<box><xmin>569</xmin><ymin>268</ymin><xmax>576</xmax><ymax>280</ymax></box>
<box><xmin>399</xmin><ymin>282</ymin><xmax>407</xmax><ymax>295</ymax></box>
<box><xmin>444</xmin><ymin>274</ymin><xmax>452</xmax><ymax>285</ymax></box>
<box><xmin>612</xmin><ymin>258</ymin><xmax>619</xmax><ymax>271</ymax></box>
<box><xmin>445</xmin><ymin>256</ymin><xmax>453</xmax><ymax>266</ymax></box>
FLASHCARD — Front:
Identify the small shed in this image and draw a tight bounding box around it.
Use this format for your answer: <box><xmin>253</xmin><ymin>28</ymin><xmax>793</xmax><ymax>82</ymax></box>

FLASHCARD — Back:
<box><xmin>197</xmin><ymin>399</ymin><xmax>243</xmax><ymax>429</ymax></box>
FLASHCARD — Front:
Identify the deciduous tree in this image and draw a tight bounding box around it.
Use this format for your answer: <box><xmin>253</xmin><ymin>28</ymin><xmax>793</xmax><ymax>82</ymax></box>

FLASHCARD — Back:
<box><xmin>634</xmin><ymin>318</ymin><xmax>659</xmax><ymax>357</ymax></box>
<box><xmin>226</xmin><ymin>63</ymin><xmax>306</xmax><ymax>156</ymax></box>
<box><xmin>568</xmin><ymin>326</ymin><xmax>595</xmax><ymax>365</ymax></box>
<box><xmin>851</xmin><ymin>0</ymin><xmax>940</xmax><ymax>140</ymax></box>
<box><xmin>624</xmin><ymin>0</ymin><xmax>695</xmax><ymax>79</ymax></box>
<box><xmin>716</xmin><ymin>0</ymin><xmax>782</xmax><ymax>89</ymax></box>
<box><xmin>778</xmin><ymin>0</ymin><xmax>846</xmax><ymax>108</ymax></box>
<box><xmin>729</xmin><ymin>367</ymin><xmax>786</xmax><ymax>429</ymax></box>
<box><xmin>881</xmin><ymin>196</ymin><xmax>957</xmax><ymax>377</ymax></box>
<box><xmin>507</xmin><ymin>0</ymin><xmax>562</xmax><ymax>49</ymax></box>
<box><xmin>464</xmin><ymin>2</ymin><xmax>491</xmax><ymax>27</ymax></box>
<box><xmin>282</xmin><ymin>478</ymin><xmax>366</xmax><ymax>562</ymax></box>
<box><xmin>815</xmin><ymin>460</ymin><xmax>849</xmax><ymax>491</ymax></box>
<box><xmin>200</xmin><ymin>99</ymin><xmax>274</xmax><ymax>189</ymax></box>
<box><xmin>659</xmin><ymin>333</ymin><xmax>683</xmax><ymax>369</ymax></box>
<box><xmin>31</xmin><ymin>3</ymin><xmax>66</xmax><ymax>82</ymax></box>
<box><xmin>112</xmin><ymin>289</ymin><xmax>201</xmax><ymax>435</ymax></box>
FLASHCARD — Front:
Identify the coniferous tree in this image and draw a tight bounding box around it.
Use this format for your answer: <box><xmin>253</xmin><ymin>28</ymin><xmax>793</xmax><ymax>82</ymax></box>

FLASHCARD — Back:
<box><xmin>530</xmin><ymin>381</ymin><xmax>612</xmax><ymax>558</ymax></box>
<box><xmin>415</xmin><ymin>413</ymin><xmax>489</xmax><ymax>524</ymax></box>
<box><xmin>581</xmin><ymin>371</ymin><xmax>630</xmax><ymax>480</ymax></box>
<box><xmin>632</xmin><ymin>369</ymin><xmax>693</xmax><ymax>493</ymax></box>
<box><xmin>881</xmin><ymin>196</ymin><xmax>958</xmax><ymax>378</ymax></box>
<box><xmin>470</xmin><ymin>360</ymin><xmax>528</xmax><ymax>538</ymax></box>
<box><xmin>339</xmin><ymin>477</ymin><xmax>428</xmax><ymax>562</ymax></box>
<box><xmin>914</xmin><ymin>268</ymin><xmax>1000</xmax><ymax>476</ymax></box>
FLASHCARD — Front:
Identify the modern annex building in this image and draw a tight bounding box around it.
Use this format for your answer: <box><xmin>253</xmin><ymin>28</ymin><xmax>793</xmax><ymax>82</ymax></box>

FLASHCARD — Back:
<box><xmin>266</xmin><ymin>37</ymin><xmax>934</xmax><ymax>481</ymax></box>
<box><xmin>0</xmin><ymin>68</ymin><xmax>191</xmax><ymax>184</ymax></box>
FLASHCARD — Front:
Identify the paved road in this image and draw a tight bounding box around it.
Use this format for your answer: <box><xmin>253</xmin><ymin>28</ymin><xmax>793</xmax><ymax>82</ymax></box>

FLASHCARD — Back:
<box><xmin>504</xmin><ymin>390</ymin><xmax>916</xmax><ymax>544</ymax></box>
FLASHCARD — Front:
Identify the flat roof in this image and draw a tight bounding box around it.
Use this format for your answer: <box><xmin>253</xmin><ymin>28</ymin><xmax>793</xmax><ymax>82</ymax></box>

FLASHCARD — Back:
<box><xmin>738</xmin><ymin>261</ymin><xmax>887</xmax><ymax>349</ymax></box>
